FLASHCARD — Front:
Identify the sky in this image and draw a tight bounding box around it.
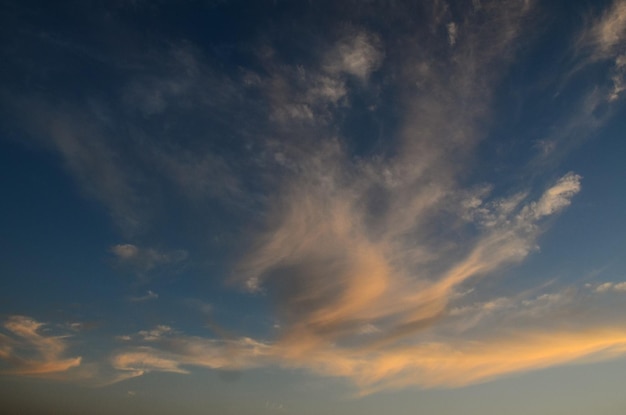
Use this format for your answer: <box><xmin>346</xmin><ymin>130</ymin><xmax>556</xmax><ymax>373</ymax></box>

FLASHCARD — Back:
<box><xmin>1</xmin><ymin>0</ymin><xmax>626</xmax><ymax>413</ymax></box>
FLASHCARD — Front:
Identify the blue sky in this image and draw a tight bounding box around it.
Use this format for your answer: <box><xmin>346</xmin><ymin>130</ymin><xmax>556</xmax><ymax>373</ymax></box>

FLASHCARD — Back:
<box><xmin>1</xmin><ymin>0</ymin><xmax>626</xmax><ymax>413</ymax></box>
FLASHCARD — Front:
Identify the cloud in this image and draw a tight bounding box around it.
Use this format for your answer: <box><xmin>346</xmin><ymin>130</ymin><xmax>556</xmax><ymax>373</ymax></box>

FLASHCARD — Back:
<box><xmin>523</xmin><ymin>1</ymin><xmax>626</xmax><ymax>168</ymax></box>
<box><xmin>609</xmin><ymin>54</ymin><xmax>626</xmax><ymax>101</ymax></box>
<box><xmin>16</xmin><ymin>101</ymin><xmax>144</xmax><ymax>232</ymax></box>
<box><xmin>349</xmin><ymin>328</ymin><xmax>626</xmax><ymax>393</ymax></box>
<box><xmin>447</xmin><ymin>22</ymin><xmax>458</xmax><ymax>46</ymax></box>
<box><xmin>4</xmin><ymin>0</ymin><xmax>626</xmax><ymax>397</ymax></box>
<box><xmin>111</xmin><ymin>347</ymin><xmax>189</xmax><ymax>380</ymax></box>
<box><xmin>448</xmin><ymin>286</ymin><xmax>579</xmax><ymax>332</ymax></box>
<box><xmin>0</xmin><ymin>316</ymin><xmax>81</xmax><ymax>376</ymax></box>
<box><xmin>580</xmin><ymin>0</ymin><xmax>626</xmax><ymax>59</ymax></box>
<box><xmin>110</xmin><ymin>288</ymin><xmax>626</xmax><ymax>394</ymax></box>
<box><xmin>580</xmin><ymin>0</ymin><xmax>626</xmax><ymax>102</ymax></box>
<box><xmin>153</xmin><ymin>149</ymin><xmax>242</xmax><ymax>203</ymax></box>
<box><xmin>110</xmin><ymin>243</ymin><xmax>188</xmax><ymax>276</ymax></box>
<box><xmin>103</xmin><ymin>169</ymin><xmax>590</xmax><ymax>391</ymax></box>
<box><xmin>234</xmin><ymin>170</ymin><xmax>581</xmax><ymax>353</ymax></box>
<box><xmin>110</xmin><ymin>333</ymin><xmax>273</xmax><ymax>380</ymax></box>
<box><xmin>111</xmin><ymin>244</ymin><xmax>139</xmax><ymax>259</ymax></box>
<box><xmin>525</xmin><ymin>172</ymin><xmax>581</xmax><ymax>218</ymax></box>
<box><xmin>138</xmin><ymin>325</ymin><xmax>172</xmax><ymax>341</ymax></box>
<box><xmin>595</xmin><ymin>281</ymin><xmax>626</xmax><ymax>293</ymax></box>
<box><xmin>172</xmin><ymin>2</ymin><xmax>619</xmax><ymax>393</ymax></box>
<box><xmin>129</xmin><ymin>290</ymin><xmax>159</xmax><ymax>302</ymax></box>
<box><xmin>324</xmin><ymin>31</ymin><xmax>384</xmax><ymax>80</ymax></box>
<box><xmin>2</xmin><ymin>39</ymin><xmax>257</xmax><ymax>234</ymax></box>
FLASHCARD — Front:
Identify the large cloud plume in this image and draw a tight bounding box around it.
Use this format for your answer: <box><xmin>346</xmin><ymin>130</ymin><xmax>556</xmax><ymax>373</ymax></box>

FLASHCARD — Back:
<box><xmin>3</xmin><ymin>0</ymin><xmax>626</xmax><ymax>396</ymax></box>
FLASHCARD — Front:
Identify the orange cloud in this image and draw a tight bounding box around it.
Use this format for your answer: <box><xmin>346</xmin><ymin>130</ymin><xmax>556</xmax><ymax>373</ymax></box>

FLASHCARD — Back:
<box><xmin>0</xmin><ymin>316</ymin><xmax>81</xmax><ymax>376</ymax></box>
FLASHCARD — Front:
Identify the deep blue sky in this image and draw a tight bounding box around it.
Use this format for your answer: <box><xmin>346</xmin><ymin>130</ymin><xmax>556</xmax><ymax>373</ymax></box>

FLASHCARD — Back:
<box><xmin>2</xmin><ymin>0</ymin><xmax>626</xmax><ymax>414</ymax></box>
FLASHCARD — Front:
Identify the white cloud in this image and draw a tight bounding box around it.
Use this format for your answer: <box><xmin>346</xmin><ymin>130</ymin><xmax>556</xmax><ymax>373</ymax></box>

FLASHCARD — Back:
<box><xmin>595</xmin><ymin>281</ymin><xmax>626</xmax><ymax>293</ymax></box>
<box><xmin>525</xmin><ymin>172</ymin><xmax>582</xmax><ymax>219</ymax></box>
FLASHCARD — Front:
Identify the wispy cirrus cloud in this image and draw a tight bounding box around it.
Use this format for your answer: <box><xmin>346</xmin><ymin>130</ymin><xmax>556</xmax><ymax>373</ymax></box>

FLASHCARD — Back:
<box><xmin>523</xmin><ymin>0</ymin><xmax>626</xmax><ymax>170</ymax></box>
<box><xmin>0</xmin><ymin>316</ymin><xmax>81</xmax><ymax>377</ymax></box>
<box><xmin>254</xmin><ymin>28</ymin><xmax>383</xmax><ymax>128</ymax></box>
<box><xmin>109</xmin><ymin>277</ymin><xmax>626</xmax><ymax>394</ymax></box>
<box><xmin>111</xmin><ymin>335</ymin><xmax>272</xmax><ymax>381</ymax></box>
<box><xmin>575</xmin><ymin>0</ymin><xmax>626</xmax><ymax>102</ymax></box>
<box><xmin>579</xmin><ymin>0</ymin><xmax>626</xmax><ymax>60</ymax></box>
<box><xmin>1</xmin><ymin>38</ymin><xmax>257</xmax><ymax>235</ymax></box>
<box><xmin>3</xmin><ymin>0</ymin><xmax>626</xmax><ymax>398</ymax></box>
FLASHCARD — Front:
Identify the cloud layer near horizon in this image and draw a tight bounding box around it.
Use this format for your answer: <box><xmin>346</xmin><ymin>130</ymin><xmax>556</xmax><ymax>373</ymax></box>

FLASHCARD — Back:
<box><xmin>0</xmin><ymin>316</ymin><xmax>81</xmax><ymax>377</ymax></box>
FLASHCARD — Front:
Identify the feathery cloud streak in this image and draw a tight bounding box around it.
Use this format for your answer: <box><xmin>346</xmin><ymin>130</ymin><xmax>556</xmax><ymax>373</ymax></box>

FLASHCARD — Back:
<box><xmin>110</xmin><ymin>277</ymin><xmax>626</xmax><ymax>394</ymax></box>
<box><xmin>0</xmin><ymin>316</ymin><xmax>81</xmax><ymax>376</ymax></box>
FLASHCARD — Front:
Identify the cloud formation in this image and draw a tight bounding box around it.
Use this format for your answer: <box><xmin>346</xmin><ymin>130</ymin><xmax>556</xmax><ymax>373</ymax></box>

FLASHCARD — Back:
<box><xmin>214</xmin><ymin>174</ymin><xmax>591</xmax><ymax>390</ymax></box>
<box><xmin>111</xmin><ymin>336</ymin><xmax>272</xmax><ymax>381</ymax></box>
<box><xmin>3</xmin><ymin>0</ymin><xmax>626</xmax><ymax>398</ymax></box>
<box><xmin>111</xmin><ymin>244</ymin><xmax>188</xmax><ymax>277</ymax></box>
<box><xmin>580</xmin><ymin>0</ymin><xmax>626</xmax><ymax>59</ymax></box>
<box><xmin>595</xmin><ymin>281</ymin><xmax>626</xmax><ymax>293</ymax></box>
<box><xmin>110</xmin><ymin>278</ymin><xmax>626</xmax><ymax>394</ymax></box>
<box><xmin>324</xmin><ymin>31</ymin><xmax>384</xmax><ymax>80</ymax></box>
<box><xmin>0</xmin><ymin>316</ymin><xmax>81</xmax><ymax>376</ymax></box>
<box><xmin>102</xmin><ymin>1</ymin><xmax>626</xmax><ymax>394</ymax></box>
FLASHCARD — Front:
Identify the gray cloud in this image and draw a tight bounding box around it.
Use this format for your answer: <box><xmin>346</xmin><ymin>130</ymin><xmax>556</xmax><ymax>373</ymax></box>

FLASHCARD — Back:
<box><xmin>323</xmin><ymin>31</ymin><xmax>384</xmax><ymax>80</ymax></box>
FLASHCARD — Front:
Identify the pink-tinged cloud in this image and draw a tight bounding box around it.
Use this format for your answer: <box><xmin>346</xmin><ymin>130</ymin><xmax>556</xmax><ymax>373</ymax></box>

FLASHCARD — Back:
<box><xmin>103</xmin><ymin>170</ymin><xmax>626</xmax><ymax>394</ymax></box>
